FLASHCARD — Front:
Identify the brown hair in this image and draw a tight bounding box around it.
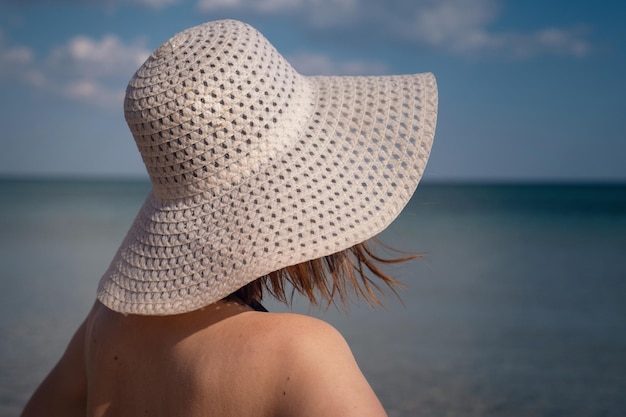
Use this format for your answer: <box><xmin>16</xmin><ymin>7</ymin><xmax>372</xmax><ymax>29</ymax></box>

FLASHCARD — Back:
<box><xmin>231</xmin><ymin>239</ymin><xmax>418</xmax><ymax>309</ymax></box>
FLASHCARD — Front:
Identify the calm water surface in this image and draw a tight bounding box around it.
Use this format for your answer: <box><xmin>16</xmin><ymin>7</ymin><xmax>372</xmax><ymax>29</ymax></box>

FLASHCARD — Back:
<box><xmin>1</xmin><ymin>180</ymin><xmax>625</xmax><ymax>416</ymax></box>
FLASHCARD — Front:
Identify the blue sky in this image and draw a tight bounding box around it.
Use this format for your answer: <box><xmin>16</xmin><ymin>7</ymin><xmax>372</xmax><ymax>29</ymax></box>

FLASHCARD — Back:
<box><xmin>0</xmin><ymin>0</ymin><xmax>624</xmax><ymax>182</ymax></box>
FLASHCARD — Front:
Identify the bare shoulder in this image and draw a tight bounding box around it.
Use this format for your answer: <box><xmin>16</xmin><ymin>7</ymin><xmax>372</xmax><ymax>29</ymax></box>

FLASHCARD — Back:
<box><xmin>244</xmin><ymin>312</ymin><xmax>345</xmax><ymax>346</ymax></box>
<box><xmin>219</xmin><ymin>312</ymin><xmax>346</xmax><ymax>369</ymax></box>
<box><xmin>233</xmin><ymin>312</ymin><xmax>352</xmax><ymax>367</ymax></box>
<box><xmin>241</xmin><ymin>312</ymin><xmax>387</xmax><ymax>417</ymax></box>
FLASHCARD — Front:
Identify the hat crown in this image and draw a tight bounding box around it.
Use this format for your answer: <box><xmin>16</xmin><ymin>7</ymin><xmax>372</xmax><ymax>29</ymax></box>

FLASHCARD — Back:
<box><xmin>124</xmin><ymin>20</ymin><xmax>312</xmax><ymax>200</ymax></box>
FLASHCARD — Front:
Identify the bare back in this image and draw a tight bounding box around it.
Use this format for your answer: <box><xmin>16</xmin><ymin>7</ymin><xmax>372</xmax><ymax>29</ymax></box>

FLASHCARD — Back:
<box><xmin>22</xmin><ymin>299</ymin><xmax>387</xmax><ymax>417</ymax></box>
<box><xmin>85</xmin><ymin>299</ymin><xmax>275</xmax><ymax>417</ymax></box>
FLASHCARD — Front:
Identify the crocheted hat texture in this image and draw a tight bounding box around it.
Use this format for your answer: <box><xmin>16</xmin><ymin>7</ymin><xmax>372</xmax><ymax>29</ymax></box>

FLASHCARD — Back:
<box><xmin>97</xmin><ymin>19</ymin><xmax>438</xmax><ymax>315</ymax></box>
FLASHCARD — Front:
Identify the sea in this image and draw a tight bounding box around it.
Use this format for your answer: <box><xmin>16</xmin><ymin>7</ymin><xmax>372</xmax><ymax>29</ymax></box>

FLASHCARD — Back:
<box><xmin>1</xmin><ymin>179</ymin><xmax>624</xmax><ymax>417</ymax></box>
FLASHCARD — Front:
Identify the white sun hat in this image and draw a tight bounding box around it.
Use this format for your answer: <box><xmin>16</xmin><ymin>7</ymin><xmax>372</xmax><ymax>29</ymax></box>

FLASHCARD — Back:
<box><xmin>96</xmin><ymin>19</ymin><xmax>438</xmax><ymax>315</ymax></box>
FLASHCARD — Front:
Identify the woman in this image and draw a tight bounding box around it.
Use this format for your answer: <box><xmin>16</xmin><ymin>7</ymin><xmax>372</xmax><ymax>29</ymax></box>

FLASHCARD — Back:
<box><xmin>21</xmin><ymin>19</ymin><xmax>437</xmax><ymax>417</ymax></box>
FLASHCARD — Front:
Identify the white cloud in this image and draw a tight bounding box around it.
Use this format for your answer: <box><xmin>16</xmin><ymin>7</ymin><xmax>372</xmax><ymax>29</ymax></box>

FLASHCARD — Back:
<box><xmin>0</xmin><ymin>31</ymin><xmax>151</xmax><ymax>109</ymax></box>
<box><xmin>199</xmin><ymin>0</ymin><xmax>288</xmax><ymax>12</ymax></box>
<box><xmin>197</xmin><ymin>0</ymin><xmax>358</xmax><ymax>26</ymax></box>
<box><xmin>403</xmin><ymin>0</ymin><xmax>591</xmax><ymax>58</ymax></box>
<box><xmin>64</xmin><ymin>79</ymin><xmax>125</xmax><ymax>107</ymax></box>
<box><xmin>406</xmin><ymin>0</ymin><xmax>499</xmax><ymax>52</ymax></box>
<box><xmin>529</xmin><ymin>27</ymin><xmax>590</xmax><ymax>57</ymax></box>
<box><xmin>0</xmin><ymin>30</ymin><xmax>35</xmax><ymax>78</ymax></box>
<box><xmin>195</xmin><ymin>0</ymin><xmax>592</xmax><ymax>59</ymax></box>
<box><xmin>1</xmin><ymin>0</ymin><xmax>182</xmax><ymax>9</ymax></box>
<box><xmin>3</xmin><ymin>46</ymin><xmax>34</xmax><ymax>66</ymax></box>
<box><xmin>47</xmin><ymin>34</ymin><xmax>150</xmax><ymax>79</ymax></box>
<box><xmin>197</xmin><ymin>0</ymin><xmax>355</xmax><ymax>12</ymax></box>
<box><xmin>131</xmin><ymin>0</ymin><xmax>182</xmax><ymax>8</ymax></box>
<box><xmin>45</xmin><ymin>34</ymin><xmax>149</xmax><ymax>108</ymax></box>
<box><xmin>288</xmin><ymin>52</ymin><xmax>389</xmax><ymax>75</ymax></box>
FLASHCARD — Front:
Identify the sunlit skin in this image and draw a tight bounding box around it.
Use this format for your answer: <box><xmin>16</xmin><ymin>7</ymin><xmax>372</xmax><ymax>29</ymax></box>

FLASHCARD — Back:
<box><xmin>20</xmin><ymin>299</ymin><xmax>388</xmax><ymax>417</ymax></box>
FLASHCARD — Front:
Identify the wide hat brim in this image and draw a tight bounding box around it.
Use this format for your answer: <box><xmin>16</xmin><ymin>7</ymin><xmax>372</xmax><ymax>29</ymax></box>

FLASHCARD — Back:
<box><xmin>97</xmin><ymin>21</ymin><xmax>437</xmax><ymax>315</ymax></box>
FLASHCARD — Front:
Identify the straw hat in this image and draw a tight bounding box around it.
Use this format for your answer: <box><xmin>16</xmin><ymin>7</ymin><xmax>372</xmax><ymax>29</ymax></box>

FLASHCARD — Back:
<box><xmin>97</xmin><ymin>19</ymin><xmax>438</xmax><ymax>315</ymax></box>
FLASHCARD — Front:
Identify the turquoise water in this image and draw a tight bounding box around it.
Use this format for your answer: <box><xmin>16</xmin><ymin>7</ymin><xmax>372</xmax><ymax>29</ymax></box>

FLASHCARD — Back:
<box><xmin>1</xmin><ymin>180</ymin><xmax>625</xmax><ymax>416</ymax></box>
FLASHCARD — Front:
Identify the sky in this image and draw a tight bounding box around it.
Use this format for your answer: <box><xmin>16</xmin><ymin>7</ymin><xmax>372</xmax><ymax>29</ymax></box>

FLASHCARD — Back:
<box><xmin>0</xmin><ymin>0</ymin><xmax>624</xmax><ymax>182</ymax></box>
